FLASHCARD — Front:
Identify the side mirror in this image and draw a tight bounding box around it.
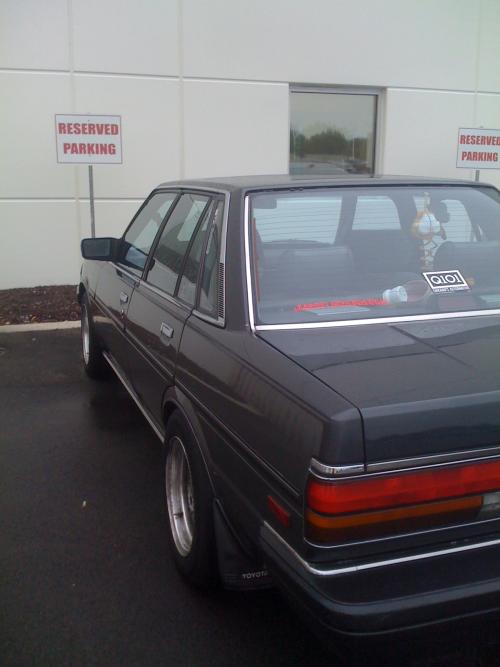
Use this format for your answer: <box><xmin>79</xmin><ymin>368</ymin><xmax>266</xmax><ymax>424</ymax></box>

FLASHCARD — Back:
<box><xmin>81</xmin><ymin>237</ymin><xmax>120</xmax><ymax>261</ymax></box>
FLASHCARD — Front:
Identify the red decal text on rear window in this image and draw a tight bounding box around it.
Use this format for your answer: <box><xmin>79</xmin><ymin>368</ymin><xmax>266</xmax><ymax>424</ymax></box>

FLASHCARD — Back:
<box><xmin>294</xmin><ymin>299</ymin><xmax>387</xmax><ymax>312</ymax></box>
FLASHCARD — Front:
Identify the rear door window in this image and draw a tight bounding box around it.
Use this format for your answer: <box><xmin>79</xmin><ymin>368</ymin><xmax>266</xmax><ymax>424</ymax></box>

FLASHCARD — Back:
<box><xmin>145</xmin><ymin>193</ymin><xmax>210</xmax><ymax>295</ymax></box>
<box><xmin>198</xmin><ymin>200</ymin><xmax>225</xmax><ymax>318</ymax></box>
<box><xmin>177</xmin><ymin>203</ymin><xmax>213</xmax><ymax>306</ymax></box>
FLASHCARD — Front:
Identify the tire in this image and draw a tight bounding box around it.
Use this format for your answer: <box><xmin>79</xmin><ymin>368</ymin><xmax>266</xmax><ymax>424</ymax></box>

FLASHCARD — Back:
<box><xmin>81</xmin><ymin>294</ymin><xmax>108</xmax><ymax>379</ymax></box>
<box><xmin>164</xmin><ymin>411</ymin><xmax>218</xmax><ymax>588</ymax></box>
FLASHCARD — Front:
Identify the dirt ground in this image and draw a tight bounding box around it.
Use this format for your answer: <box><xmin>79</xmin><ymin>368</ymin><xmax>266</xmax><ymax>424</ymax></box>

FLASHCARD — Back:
<box><xmin>0</xmin><ymin>285</ymin><xmax>80</xmax><ymax>325</ymax></box>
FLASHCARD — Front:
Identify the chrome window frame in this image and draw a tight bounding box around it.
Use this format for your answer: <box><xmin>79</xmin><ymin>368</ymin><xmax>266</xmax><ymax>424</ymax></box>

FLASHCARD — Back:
<box><xmin>244</xmin><ymin>193</ymin><xmax>500</xmax><ymax>332</ymax></box>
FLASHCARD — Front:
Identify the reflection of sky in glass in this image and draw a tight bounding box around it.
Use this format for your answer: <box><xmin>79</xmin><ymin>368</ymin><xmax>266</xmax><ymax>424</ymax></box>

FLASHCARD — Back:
<box><xmin>291</xmin><ymin>92</ymin><xmax>376</xmax><ymax>139</ymax></box>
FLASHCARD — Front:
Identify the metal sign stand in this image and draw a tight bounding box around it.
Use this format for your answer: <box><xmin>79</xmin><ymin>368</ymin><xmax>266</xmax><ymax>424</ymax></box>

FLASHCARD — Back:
<box><xmin>475</xmin><ymin>169</ymin><xmax>480</xmax><ymax>182</ymax></box>
<box><xmin>88</xmin><ymin>165</ymin><xmax>96</xmax><ymax>238</ymax></box>
<box><xmin>55</xmin><ymin>114</ymin><xmax>122</xmax><ymax>240</ymax></box>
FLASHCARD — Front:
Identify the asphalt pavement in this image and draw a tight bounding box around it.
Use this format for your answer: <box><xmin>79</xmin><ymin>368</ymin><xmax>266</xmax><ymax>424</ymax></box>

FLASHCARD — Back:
<box><xmin>0</xmin><ymin>330</ymin><xmax>498</xmax><ymax>667</ymax></box>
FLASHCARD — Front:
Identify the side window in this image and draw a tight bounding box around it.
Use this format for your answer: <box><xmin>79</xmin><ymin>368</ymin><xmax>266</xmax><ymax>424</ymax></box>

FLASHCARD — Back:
<box><xmin>352</xmin><ymin>196</ymin><xmax>400</xmax><ymax>230</ymax></box>
<box><xmin>146</xmin><ymin>193</ymin><xmax>210</xmax><ymax>295</ymax></box>
<box><xmin>198</xmin><ymin>201</ymin><xmax>224</xmax><ymax>318</ymax></box>
<box><xmin>122</xmin><ymin>192</ymin><xmax>177</xmax><ymax>272</ymax></box>
<box><xmin>177</xmin><ymin>204</ymin><xmax>213</xmax><ymax>305</ymax></box>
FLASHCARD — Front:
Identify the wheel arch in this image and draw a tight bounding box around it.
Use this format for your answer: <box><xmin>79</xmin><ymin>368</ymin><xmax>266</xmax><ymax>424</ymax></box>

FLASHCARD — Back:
<box><xmin>162</xmin><ymin>387</ymin><xmax>217</xmax><ymax>496</ymax></box>
<box><xmin>162</xmin><ymin>386</ymin><xmax>273</xmax><ymax>591</ymax></box>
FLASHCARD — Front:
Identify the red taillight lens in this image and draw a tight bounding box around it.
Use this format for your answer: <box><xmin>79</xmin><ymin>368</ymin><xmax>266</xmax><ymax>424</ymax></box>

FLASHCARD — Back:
<box><xmin>305</xmin><ymin>459</ymin><xmax>500</xmax><ymax>543</ymax></box>
<box><xmin>307</xmin><ymin>459</ymin><xmax>500</xmax><ymax>515</ymax></box>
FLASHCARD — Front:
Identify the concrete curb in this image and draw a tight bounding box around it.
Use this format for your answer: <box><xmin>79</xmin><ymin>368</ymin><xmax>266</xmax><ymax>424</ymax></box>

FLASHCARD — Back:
<box><xmin>0</xmin><ymin>320</ymin><xmax>80</xmax><ymax>334</ymax></box>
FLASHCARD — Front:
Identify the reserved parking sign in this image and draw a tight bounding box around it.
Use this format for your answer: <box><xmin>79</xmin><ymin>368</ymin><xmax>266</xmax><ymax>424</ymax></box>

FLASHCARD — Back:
<box><xmin>456</xmin><ymin>127</ymin><xmax>500</xmax><ymax>170</ymax></box>
<box><xmin>55</xmin><ymin>114</ymin><xmax>122</xmax><ymax>164</ymax></box>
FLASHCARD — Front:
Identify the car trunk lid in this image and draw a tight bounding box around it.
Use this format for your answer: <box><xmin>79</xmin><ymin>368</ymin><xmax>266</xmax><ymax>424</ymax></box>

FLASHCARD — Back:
<box><xmin>258</xmin><ymin>314</ymin><xmax>500</xmax><ymax>466</ymax></box>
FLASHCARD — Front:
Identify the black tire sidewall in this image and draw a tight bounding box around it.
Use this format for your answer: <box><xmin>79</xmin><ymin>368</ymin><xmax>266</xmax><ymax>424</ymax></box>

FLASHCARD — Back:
<box><xmin>81</xmin><ymin>294</ymin><xmax>106</xmax><ymax>378</ymax></box>
<box><xmin>164</xmin><ymin>412</ymin><xmax>217</xmax><ymax>588</ymax></box>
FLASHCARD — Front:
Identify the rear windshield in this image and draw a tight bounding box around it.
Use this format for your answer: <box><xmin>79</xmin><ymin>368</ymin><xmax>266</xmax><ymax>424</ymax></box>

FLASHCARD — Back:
<box><xmin>249</xmin><ymin>186</ymin><xmax>500</xmax><ymax>325</ymax></box>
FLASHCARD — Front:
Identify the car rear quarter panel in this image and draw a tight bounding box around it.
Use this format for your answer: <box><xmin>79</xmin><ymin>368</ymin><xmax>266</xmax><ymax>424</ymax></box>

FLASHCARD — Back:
<box><xmin>176</xmin><ymin>313</ymin><xmax>363</xmax><ymax>555</ymax></box>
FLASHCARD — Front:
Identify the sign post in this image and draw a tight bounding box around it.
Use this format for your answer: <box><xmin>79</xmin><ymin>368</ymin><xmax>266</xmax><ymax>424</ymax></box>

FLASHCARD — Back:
<box><xmin>55</xmin><ymin>114</ymin><xmax>123</xmax><ymax>237</ymax></box>
<box><xmin>456</xmin><ymin>127</ymin><xmax>500</xmax><ymax>183</ymax></box>
<box><xmin>88</xmin><ymin>165</ymin><xmax>96</xmax><ymax>238</ymax></box>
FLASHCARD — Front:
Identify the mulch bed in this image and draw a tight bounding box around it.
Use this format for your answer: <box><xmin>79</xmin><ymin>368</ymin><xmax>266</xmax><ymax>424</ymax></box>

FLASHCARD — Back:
<box><xmin>0</xmin><ymin>285</ymin><xmax>80</xmax><ymax>325</ymax></box>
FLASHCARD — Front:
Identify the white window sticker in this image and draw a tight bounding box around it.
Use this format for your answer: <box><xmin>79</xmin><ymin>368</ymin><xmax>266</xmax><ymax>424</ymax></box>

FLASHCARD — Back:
<box><xmin>422</xmin><ymin>270</ymin><xmax>470</xmax><ymax>294</ymax></box>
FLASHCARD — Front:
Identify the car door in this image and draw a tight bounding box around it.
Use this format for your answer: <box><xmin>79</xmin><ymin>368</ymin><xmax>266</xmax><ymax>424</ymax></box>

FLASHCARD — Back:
<box><xmin>125</xmin><ymin>192</ymin><xmax>216</xmax><ymax>423</ymax></box>
<box><xmin>93</xmin><ymin>190</ymin><xmax>178</xmax><ymax>371</ymax></box>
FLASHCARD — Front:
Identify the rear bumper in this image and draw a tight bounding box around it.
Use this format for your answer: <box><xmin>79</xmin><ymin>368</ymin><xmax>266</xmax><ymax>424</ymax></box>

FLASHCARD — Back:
<box><xmin>260</xmin><ymin>523</ymin><xmax>500</xmax><ymax>650</ymax></box>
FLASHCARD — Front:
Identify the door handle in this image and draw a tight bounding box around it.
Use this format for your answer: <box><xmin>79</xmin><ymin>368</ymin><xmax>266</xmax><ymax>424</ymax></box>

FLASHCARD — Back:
<box><xmin>160</xmin><ymin>322</ymin><xmax>174</xmax><ymax>339</ymax></box>
<box><xmin>119</xmin><ymin>292</ymin><xmax>128</xmax><ymax>304</ymax></box>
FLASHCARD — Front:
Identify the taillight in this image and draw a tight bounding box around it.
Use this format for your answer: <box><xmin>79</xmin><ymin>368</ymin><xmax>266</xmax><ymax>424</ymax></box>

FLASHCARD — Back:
<box><xmin>305</xmin><ymin>458</ymin><xmax>500</xmax><ymax>543</ymax></box>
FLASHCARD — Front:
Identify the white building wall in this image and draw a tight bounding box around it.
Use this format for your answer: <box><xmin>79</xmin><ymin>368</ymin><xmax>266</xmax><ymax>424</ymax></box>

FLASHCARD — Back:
<box><xmin>1</xmin><ymin>0</ymin><xmax>499</xmax><ymax>288</ymax></box>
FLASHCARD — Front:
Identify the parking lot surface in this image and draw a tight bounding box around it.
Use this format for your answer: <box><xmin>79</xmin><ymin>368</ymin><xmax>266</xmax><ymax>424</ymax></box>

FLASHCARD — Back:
<box><xmin>0</xmin><ymin>330</ymin><xmax>498</xmax><ymax>667</ymax></box>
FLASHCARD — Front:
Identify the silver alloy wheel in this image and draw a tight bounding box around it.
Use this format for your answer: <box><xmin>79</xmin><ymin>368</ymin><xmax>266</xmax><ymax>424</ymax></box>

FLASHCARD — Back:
<box><xmin>165</xmin><ymin>435</ymin><xmax>195</xmax><ymax>557</ymax></box>
<box><xmin>82</xmin><ymin>306</ymin><xmax>90</xmax><ymax>365</ymax></box>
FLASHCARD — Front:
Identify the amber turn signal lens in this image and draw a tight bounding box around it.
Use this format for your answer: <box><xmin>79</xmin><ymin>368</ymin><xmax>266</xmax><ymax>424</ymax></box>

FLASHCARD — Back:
<box><xmin>306</xmin><ymin>495</ymin><xmax>483</xmax><ymax>542</ymax></box>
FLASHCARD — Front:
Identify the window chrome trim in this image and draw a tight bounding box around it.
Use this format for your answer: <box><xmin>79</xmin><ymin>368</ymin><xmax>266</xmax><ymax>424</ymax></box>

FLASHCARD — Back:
<box><xmin>138</xmin><ymin>278</ymin><xmax>185</xmax><ymax>309</ymax></box>
<box><xmin>218</xmin><ymin>192</ymin><xmax>229</xmax><ymax>320</ymax></box>
<box><xmin>254</xmin><ymin>310</ymin><xmax>500</xmax><ymax>331</ymax></box>
<box><xmin>111</xmin><ymin>262</ymin><xmax>142</xmax><ymax>283</ymax></box>
<box><xmin>264</xmin><ymin>521</ymin><xmax>500</xmax><ymax>578</ymax></box>
<box><xmin>244</xmin><ymin>195</ymin><xmax>257</xmax><ymax>332</ymax></box>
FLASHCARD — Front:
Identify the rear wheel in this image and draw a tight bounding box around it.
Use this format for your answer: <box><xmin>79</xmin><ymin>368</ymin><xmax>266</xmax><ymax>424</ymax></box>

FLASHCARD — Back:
<box><xmin>81</xmin><ymin>294</ymin><xmax>108</xmax><ymax>379</ymax></box>
<box><xmin>164</xmin><ymin>411</ymin><xmax>218</xmax><ymax>588</ymax></box>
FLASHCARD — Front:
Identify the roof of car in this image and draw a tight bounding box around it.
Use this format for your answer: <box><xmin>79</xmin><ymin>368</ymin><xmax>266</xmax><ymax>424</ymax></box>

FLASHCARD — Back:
<box><xmin>156</xmin><ymin>173</ymin><xmax>489</xmax><ymax>193</ymax></box>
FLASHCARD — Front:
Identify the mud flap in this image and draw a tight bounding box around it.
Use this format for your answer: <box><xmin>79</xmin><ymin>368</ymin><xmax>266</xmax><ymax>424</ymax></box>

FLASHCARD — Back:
<box><xmin>213</xmin><ymin>499</ymin><xmax>273</xmax><ymax>591</ymax></box>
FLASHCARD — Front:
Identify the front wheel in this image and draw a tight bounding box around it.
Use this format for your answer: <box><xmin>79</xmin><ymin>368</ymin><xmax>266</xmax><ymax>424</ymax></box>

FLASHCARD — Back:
<box><xmin>164</xmin><ymin>412</ymin><xmax>218</xmax><ymax>588</ymax></box>
<box><xmin>81</xmin><ymin>295</ymin><xmax>108</xmax><ymax>379</ymax></box>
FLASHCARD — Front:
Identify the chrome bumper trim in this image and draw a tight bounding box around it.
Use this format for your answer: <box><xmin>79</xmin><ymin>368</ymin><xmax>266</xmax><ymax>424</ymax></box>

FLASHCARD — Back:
<box><xmin>264</xmin><ymin>522</ymin><xmax>500</xmax><ymax>578</ymax></box>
